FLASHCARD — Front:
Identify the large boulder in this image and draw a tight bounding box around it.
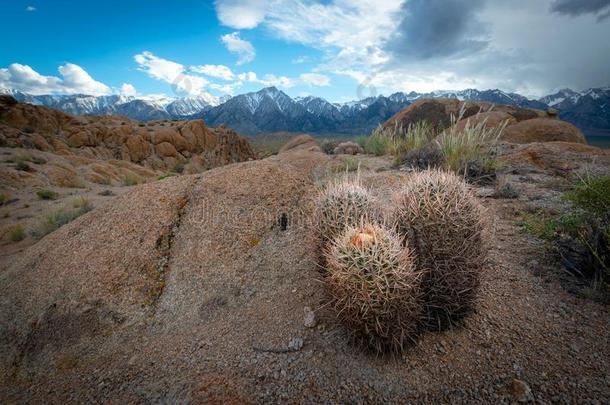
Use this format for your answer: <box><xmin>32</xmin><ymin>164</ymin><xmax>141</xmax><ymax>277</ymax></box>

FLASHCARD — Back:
<box><xmin>501</xmin><ymin>141</ymin><xmax>608</xmax><ymax>174</ymax></box>
<box><xmin>454</xmin><ymin>111</ymin><xmax>517</xmax><ymax>132</ymax></box>
<box><xmin>501</xmin><ymin>118</ymin><xmax>586</xmax><ymax>144</ymax></box>
<box><xmin>279</xmin><ymin>134</ymin><xmax>321</xmax><ymax>153</ymax></box>
<box><xmin>385</xmin><ymin>98</ymin><xmax>546</xmax><ymax>134</ymax></box>
<box><xmin>0</xmin><ymin>159</ymin><xmax>320</xmax><ymax>401</ymax></box>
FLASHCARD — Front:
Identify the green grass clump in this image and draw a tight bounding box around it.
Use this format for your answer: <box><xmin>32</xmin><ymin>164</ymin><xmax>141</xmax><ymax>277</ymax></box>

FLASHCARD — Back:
<box><xmin>15</xmin><ymin>161</ymin><xmax>31</xmax><ymax>171</ymax></box>
<box><xmin>0</xmin><ymin>192</ymin><xmax>8</xmax><ymax>205</ymax></box>
<box><xmin>342</xmin><ymin>157</ymin><xmax>360</xmax><ymax>172</ymax></box>
<box><xmin>518</xmin><ymin>211</ymin><xmax>560</xmax><ymax>241</ymax></box>
<box><xmin>7</xmin><ymin>224</ymin><xmax>26</xmax><ymax>242</ymax></box>
<box><xmin>30</xmin><ymin>204</ymin><xmax>93</xmax><ymax>240</ymax></box>
<box><xmin>564</xmin><ymin>175</ymin><xmax>610</xmax><ymax>217</ymax></box>
<box><xmin>36</xmin><ymin>189</ymin><xmax>59</xmax><ymax>200</ymax></box>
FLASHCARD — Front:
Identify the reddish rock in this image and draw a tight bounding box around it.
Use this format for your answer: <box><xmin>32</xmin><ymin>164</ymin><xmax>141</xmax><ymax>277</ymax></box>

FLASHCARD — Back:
<box><xmin>501</xmin><ymin>118</ymin><xmax>586</xmax><ymax>144</ymax></box>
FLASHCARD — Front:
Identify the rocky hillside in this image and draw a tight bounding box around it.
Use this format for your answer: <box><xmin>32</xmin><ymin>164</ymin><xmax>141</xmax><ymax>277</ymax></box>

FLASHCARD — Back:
<box><xmin>4</xmin><ymin>86</ymin><xmax>609</xmax><ymax>136</ymax></box>
<box><xmin>0</xmin><ymin>95</ymin><xmax>255</xmax><ymax>176</ymax></box>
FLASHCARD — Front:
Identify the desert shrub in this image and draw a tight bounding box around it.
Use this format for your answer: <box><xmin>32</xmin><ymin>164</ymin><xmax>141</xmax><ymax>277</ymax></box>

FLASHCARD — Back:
<box><xmin>30</xmin><ymin>204</ymin><xmax>93</xmax><ymax>240</ymax></box>
<box><xmin>559</xmin><ymin>175</ymin><xmax>610</xmax><ymax>284</ymax></box>
<box><xmin>138</xmin><ymin>123</ymin><xmax>145</xmax><ymax>127</ymax></box>
<box><xmin>171</xmin><ymin>162</ymin><xmax>185</xmax><ymax>174</ymax></box>
<box><xmin>98</xmin><ymin>189</ymin><xmax>115</xmax><ymax>196</ymax></box>
<box><xmin>22</xmin><ymin>127</ymin><xmax>35</xmax><ymax>134</ymax></box>
<box><xmin>564</xmin><ymin>175</ymin><xmax>610</xmax><ymax>217</ymax></box>
<box><xmin>390</xmin><ymin>169</ymin><xmax>487</xmax><ymax>330</ymax></box>
<box><xmin>0</xmin><ymin>192</ymin><xmax>8</xmax><ymax>205</ymax></box>
<box><xmin>314</xmin><ymin>177</ymin><xmax>382</xmax><ymax>246</ymax></box>
<box><xmin>15</xmin><ymin>161</ymin><xmax>31</xmax><ymax>171</ymax></box>
<box><xmin>36</xmin><ymin>189</ymin><xmax>59</xmax><ymax>200</ymax></box>
<box><xmin>518</xmin><ymin>175</ymin><xmax>610</xmax><ymax>286</ymax></box>
<box><xmin>494</xmin><ymin>175</ymin><xmax>519</xmax><ymax>199</ymax></box>
<box><xmin>72</xmin><ymin>196</ymin><xmax>92</xmax><ymax>210</ymax></box>
<box><xmin>121</xmin><ymin>173</ymin><xmax>141</xmax><ymax>186</ymax></box>
<box><xmin>354</xmin><ymin>136</ymin><xmax>368</xmax><ymax>149</ymax></box>
<box><xmin>325</xmin><ymin>223</ymin><xmax>422</xmax><ymax>353</ymax></box>
<box><xmin>320</xmin><ymin>139</ymin><xmax>339</xmax><ymax>154</ymax></box>
<box><xmin>6</xmin><ymin>224</ymin><xmax>25</xmax><ymax>242</ymax></box>
<box><xmin>400</xmin><ymin>145</ymin><xmax>445</xmax><ymax>170</ymax></box>
<box><xmin>438</xmin><ymin>107</ymin><xmax>507</xmax><ymax>177</ymax></box>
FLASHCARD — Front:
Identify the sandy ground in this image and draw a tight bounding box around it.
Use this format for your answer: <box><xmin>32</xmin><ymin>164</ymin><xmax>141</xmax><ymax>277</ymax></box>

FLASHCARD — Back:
<box><xmin>0</xmin><ymin>149</ymin><xmax>608</xmax><ymax>403</ymax></box>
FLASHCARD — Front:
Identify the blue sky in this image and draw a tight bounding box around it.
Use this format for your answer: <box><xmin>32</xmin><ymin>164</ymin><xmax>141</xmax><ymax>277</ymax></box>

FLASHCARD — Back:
<box><xmin>1</xmin><ymin>0</ymin><xmax>610</xmax><ymax>102</ymax></box>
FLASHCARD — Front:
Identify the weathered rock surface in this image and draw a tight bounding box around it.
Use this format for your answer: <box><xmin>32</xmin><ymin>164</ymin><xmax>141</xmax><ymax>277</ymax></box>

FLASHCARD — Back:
<box><xmin>384</xmin><ymin>98</ymin><xmax>545</xmax><ymax>133</ymax></box>
<box><xmin>0</xmin><ymin>148</ymin><xmax>609</xmax><ymax>403</ymax></box>
<box><xmin>0</xmin><ymin>96</ymin><xmax>256</xmax><ymax>172</ymax></box>
<box><xmin>385</xmin><ymin>98</ymin><xmax>586</xmax><ymax>145</ymax></box>
<box><xmin>501</xmin><ymin>118</ymin><xmax>586</xmax><ymax>144</ymax></box>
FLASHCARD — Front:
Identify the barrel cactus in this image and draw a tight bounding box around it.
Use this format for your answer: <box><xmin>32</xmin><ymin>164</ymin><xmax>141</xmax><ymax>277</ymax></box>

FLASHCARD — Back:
<box><xmin>325</xmin><ymin>222</ymin><xmax>422</xmax><ymax>353</ymax></box>
<box><xmin>314</xmin><ymin>178</ymin><xmax>382</xmax><ymax>246</ymax></box>
<box><xmin>390</xmin><ymin>169</ymin><xmax>487</xmax><ymax>330</ymax></box>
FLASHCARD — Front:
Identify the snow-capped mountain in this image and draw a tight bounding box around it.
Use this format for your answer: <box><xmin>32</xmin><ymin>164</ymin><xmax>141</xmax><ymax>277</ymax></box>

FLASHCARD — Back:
<box><xmin>0</xmin><ymin>89</ymin><xmax>216</xmax><ymax>121</ymax></box>
<box><xmin>2</xmin><ymin>86</ymin><xmax>609</xmax><ymax>135</ymax></box>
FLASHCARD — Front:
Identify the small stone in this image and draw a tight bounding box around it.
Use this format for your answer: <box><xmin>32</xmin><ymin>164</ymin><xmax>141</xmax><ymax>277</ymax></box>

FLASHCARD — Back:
<box><xmin>510</xmin><ymin>378</ymin><xmax>534</xmax><ymax>402</ymax></box>
<box><xmin>288</xmin><ymin>337</ymin><xmax>304</xmax><ymax>351</ymax></box>
<box><xmin>513</xmin><ymin>363</ymin><xmax>524</xmax><ymax>377</ymax></box>
<box><xmin>303</xmin><ymin>306</ymin><xmax>317</xmax><ymax>328</ymax></box>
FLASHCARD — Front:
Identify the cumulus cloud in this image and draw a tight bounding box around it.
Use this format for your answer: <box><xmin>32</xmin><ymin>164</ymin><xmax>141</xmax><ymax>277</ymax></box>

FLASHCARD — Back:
<box><xmin>300</xmin><ymin>72</ymin><xmax>330</xmax><ymax>86</ymax></box>
<box><xmin>134</xmin><ymin>51</ymin><xmax>215</xmax><ymax>98</ymax></box>
<box><xmin>120</xmin><ymin>83</ymin><xmax>137</xmax><ymax>97</ymax></box>
<box><xmin>550</xmin><ymin>0</ymin><xmax>610</xmax><ymax>21</ymax></box>
<box><xmin>191</xmin><ymin>64</ymin><xmax>234</xmax><ymax>80</ymax></box>
<box><xmin>26</xmin><ymin>5</ymin><xmax>36</xmax><ymax>12</ymax></box>
<box><xmin>215</xmin><ymin>0</ymin><xmax>267</xmax><ymax>29</ymax></box>
<box><xmin>220</xmin><ymin>32</ymin><xmax>255</xmax><ymax>65</ymax></box>
<box><xmin>0</xmin><ymin>63</ymin><xmax>111</xmax><ymax>95</ymax></box>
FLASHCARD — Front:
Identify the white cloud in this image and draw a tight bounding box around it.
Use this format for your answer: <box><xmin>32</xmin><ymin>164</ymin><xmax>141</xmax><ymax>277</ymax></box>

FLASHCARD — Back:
<box><xmin>120</xmin><ymin>83</ymin><xmax>137</xmax><ymax>97</ymax></box>
<box><xmin>237</xmin><ymin>71</ymin><xmax>257</xmax><ymax>82</ymax></box>
<box><xmin>259</xmin><ymin>74</ymin><xmax>295</xmax><ymax>87</ymax></box>
<box><xmin>0</xmin><ymin>63</ymin><xmax>111</xmax><ymax>95</ymax></box>
<box><xmin>213</xmin><ymin>0</ymin><xmax>610</xmax><ymax>97</ymax></box>
<box><xmin>221</xmin><ymin>32</ymin><xmax>255</xmax><ymax>65</ymax></box>
<box><xmin>214</xmin><ymin>0</ymin><xmax>267</xmax><ymax>29</ymax></box>
<box><xmin>292</xmin><ymin>55</ymin><xmax>311</xmax><ymax>64</ymax></box>
<box><xmin>300</xmin><ymin>72</ymin><xmax>330</xmax><ymax>86</ymax></box>
<box><xmin>191</xmin><ymin>64</ymin><xmax>234</xmax><ymax>80</ymax></box>
<box><xmin>236</xmin><ymin>71</ymin><xmax>295</xmax><ymax>88</ymax></box>
<box><xmin>134</xmin><ymin>51</ymin><xmax>214</xmax><ymax>98</ymax></box>
<box><xmin>26</xmin><ymin>5</ymin><xmax>36</xmax><ymax>12</ymax></box>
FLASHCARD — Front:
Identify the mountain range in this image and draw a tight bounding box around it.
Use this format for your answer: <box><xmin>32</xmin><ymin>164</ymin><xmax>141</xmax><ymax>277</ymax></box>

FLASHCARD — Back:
<box><xmin>2</xmin><ymin>86</ymin><xmax>609</xmax><ymax>136</ymax></box>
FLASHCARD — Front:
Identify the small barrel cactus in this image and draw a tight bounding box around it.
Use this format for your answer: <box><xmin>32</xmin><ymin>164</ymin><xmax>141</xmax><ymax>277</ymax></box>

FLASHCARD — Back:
<box><xmin>325</xmin><ymin>222</ymin><xmax>422</xmax><ymax>353</ymax></box>
<box><xmin>314</xmin><ymin>178</ymin><xmax>381</xmax><ymax>246</ymax></box>
<box><xmin>390</xmin><ymin>169</ymin><xmax>487</xmax><ymax>330</ymax></box>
